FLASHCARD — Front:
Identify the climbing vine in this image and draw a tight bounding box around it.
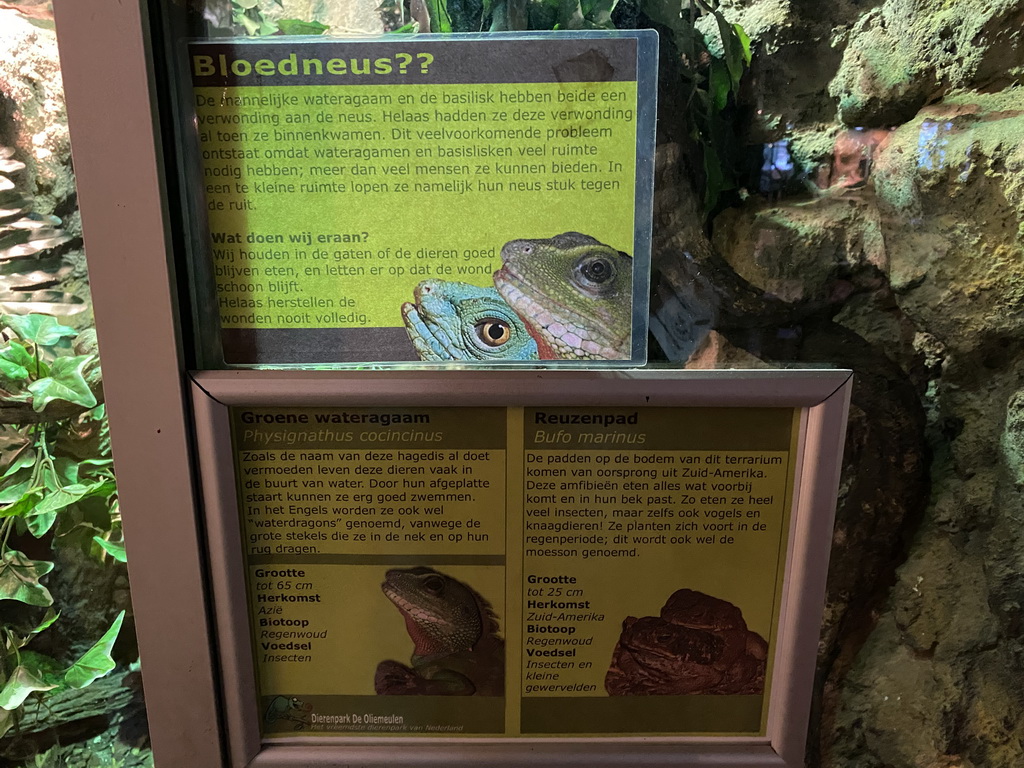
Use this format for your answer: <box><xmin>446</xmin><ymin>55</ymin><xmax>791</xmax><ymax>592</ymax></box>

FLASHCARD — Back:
<box><xmin>0</xmin><ymin>314</ymin><xmax>123</xmax><ymax>741</ymax></box>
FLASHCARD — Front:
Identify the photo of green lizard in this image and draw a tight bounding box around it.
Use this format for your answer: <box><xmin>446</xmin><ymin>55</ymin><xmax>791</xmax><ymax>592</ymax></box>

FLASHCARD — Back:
<box><xmin>402</xmin><ymin>232</ymin><xmax>633</xmax><ymax>361</ymax></box>
<box><xmin>374</xmin><ymin>567</ymin><xmax>505</xmax><ymax>696</ymax></box>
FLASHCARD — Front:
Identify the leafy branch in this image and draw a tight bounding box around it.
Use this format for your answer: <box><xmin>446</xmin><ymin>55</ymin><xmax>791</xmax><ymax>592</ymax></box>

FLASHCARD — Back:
<box><xmin>643</xmin><ymin>0</ymin><xmax>752</xmax><ymax>211</ymax></box>
<box><xmin>230</xmin><ymin>0</ymin><xmax>330</xmax><ymax>36</ymax></box>
<box><xmin>0</xmin><ymin>314</ymin><xmax>123</xmax><ymax>741</ymax></box>
<box><xmin>381</xmin><ymin>0</ymin><xmax>751</xmax><ymax>211</ymax></box>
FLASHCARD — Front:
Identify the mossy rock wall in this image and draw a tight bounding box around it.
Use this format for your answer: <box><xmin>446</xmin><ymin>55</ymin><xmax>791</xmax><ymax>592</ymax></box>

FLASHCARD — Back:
<box><xmin>649</xmin><ymin>1</ymin><xmax>1024</xmax><ymax>766</ymax></box>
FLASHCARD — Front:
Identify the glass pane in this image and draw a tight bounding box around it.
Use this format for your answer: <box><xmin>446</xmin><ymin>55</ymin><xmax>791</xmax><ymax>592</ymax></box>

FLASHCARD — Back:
<box><xmin>153</xmin><ymin>1</ymin><xmax>1024</xmax><ymax>765</ymax></box>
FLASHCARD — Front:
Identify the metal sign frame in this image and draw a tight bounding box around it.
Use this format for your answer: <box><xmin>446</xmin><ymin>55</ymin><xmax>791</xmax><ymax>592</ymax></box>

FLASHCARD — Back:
<box><xmin>54</xmin><ymin>1</ymin><xmax>226</xmax><ymax>765</ymax></box>
<box><xmin>191</xmin><ymin>369</ymin><xmax>851</xmax><ymax>768</ymax></box>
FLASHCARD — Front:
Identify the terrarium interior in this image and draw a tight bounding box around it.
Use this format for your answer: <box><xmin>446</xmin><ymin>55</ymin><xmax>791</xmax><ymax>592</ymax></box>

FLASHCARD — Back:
<box><xmin>1</xmin><ymin>0</ymin><xmax>1023</xmax><ymax>765</ymax></box>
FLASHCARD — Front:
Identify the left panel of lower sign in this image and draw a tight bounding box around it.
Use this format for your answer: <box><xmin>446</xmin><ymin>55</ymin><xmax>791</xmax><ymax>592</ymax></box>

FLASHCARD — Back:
<box><xmin>230</xmin><ymin>406</ymin><xmax>508</xmax><ymax>736</ymax></box>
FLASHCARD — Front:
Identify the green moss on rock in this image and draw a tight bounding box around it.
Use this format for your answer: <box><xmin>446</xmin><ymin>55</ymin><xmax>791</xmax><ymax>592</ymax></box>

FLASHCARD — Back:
<box><xmin>788</xmin><ymin>126</ymin><xmax>842</xmax><ymax>173</ymax></box>
<box><xmin>829</xmin><ymin>0</ymin><xmax>1024</xmax><ymax>126</ymax></box>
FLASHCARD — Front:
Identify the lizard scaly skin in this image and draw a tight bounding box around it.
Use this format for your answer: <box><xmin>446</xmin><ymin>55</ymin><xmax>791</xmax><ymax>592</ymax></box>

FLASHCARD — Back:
<box><xmin>493</xmin><ymin>232</ymin><xmax>633</xmax><ymax>360</ymax></box>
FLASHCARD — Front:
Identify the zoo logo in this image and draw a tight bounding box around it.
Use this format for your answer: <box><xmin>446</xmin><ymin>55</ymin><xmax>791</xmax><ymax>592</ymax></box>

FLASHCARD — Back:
<box><xmin>264</xmin><ymin>696</ymin><xmax>313</xmax><ymax>730</ymax></box>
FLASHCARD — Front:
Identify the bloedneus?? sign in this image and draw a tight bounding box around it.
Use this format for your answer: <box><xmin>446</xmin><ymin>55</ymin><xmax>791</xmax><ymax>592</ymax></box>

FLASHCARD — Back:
<box><xmin>182</xmin><ymin>33</ymin><xmax>657</xmax><ymax>366</ymax></box>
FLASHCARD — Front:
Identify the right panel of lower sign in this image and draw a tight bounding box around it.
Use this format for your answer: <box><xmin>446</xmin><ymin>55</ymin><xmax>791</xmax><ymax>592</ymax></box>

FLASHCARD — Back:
<box><xmin>515</xmin><ymin>406</ymin><xmax>798</xmax><ymax>736</ymax></box>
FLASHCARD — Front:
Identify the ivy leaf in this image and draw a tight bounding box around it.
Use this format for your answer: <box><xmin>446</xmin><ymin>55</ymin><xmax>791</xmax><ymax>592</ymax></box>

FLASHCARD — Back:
<box><xmin>0</xmin><ymin>665</ymin><xmax>58</xmax><ymax>710</ymax></box>
<box><xmin>20</xmin><ymin>650</ymin><xmax>66</xmax><ymax>684</ymax></box>
<box><xmin>734</xmin><ymin>22</ymin><xmax>753</xmax><ymax>65</ymax></box>
<box><xmin>0</xmin><ymin>550</ymin><xmax>54</xmax><ymax>606</ymax></box>
<box><xmin>88</xmin><ymin>479</ymin><xmax>117</xmax><ymax>499</ymax></box>
<box><xmin>708</xmin><ymin>59</ymin><xmax>731</xmax><ymax>111</ymax></box>
<box><xmin>711</xmin><ymin>10</ymin><xmax>744</xmax><ymax>89</ymax></box>
<box><xmin>0</xmin><ymin>341</ymin><xmax>35</xmax><ymax>370</ymax></box>
<box><xmin>64</xmin><ymin>611</ymin><xmax>124</xmax><ymax>689</ymax></box>
<box><xmin>77</xmin><ymin>457</ymin><xmax>114</xmax><ymax>477</ymax></box>
<box><xmin>52</xmin><ymin>456</ymin><xmax>80</xmax><ymax>486</ymax></box>
<box><xmin>0</xmin><ymin>342</ymin><xmax>35</xmax><ymax>377</ymax></box>
<box><xmin>230</xmin><ymin>1</ymin><xmax>277</xmax><ymax>36</ymax></box>
<box><xmin>24</xmin><ymin>509</ymin><xmax>57</xmax><ymax>537</ymax></box>
<box><xmin>93</xmin><ymin>537</ymin><xmax>127</xmax><ymax>563</ymax></box>
<box><xmin>0</xmin><ymin>487</ymin><xmax>42</xmax><ymax>516</ymax></box>
<box><xmin>2</xmin><ymin>315</ymin><xmax>77</xmax><ymax>348</ymax></box>
<box><xmin>276</xmin><ymin>19</ymin><xmax>329</xmax><ymax>35</ymax></box>
<box><xmin>27</xmin><ymin>355</ymin><xmax>98</xmax><ymax>412</ymax></box>
<box><xmin>56</xmin><ymin>521</ymin><xmax>102</xmax><ymax>557</ymax></box>
<box><xmin>28</xmin><ymin>609</ymin><xmax>60</xmax><ymax>639</ymax></box>
<box><xmin>0</xmin><ymin>358</ymin><xmax>27</xmax><ymax>382</ymax></box>
<box><xmin>0</xmin><ymin>475</ymin><xmax>31</xmax><ymax>504</ymax></box>
<box><xmin>32</xmin><ymin>483</ymin><xmax>93</xmax><ymax>517</ymax></box>
<box><xmin>2</xmin><ymin>449</ymin><xmax>34</xmax><ymax>479</ymax></box>
<box><xmin>80</xmin><ymin>496</ymin><xmax>115</xmax><ymax>536</ymax></box>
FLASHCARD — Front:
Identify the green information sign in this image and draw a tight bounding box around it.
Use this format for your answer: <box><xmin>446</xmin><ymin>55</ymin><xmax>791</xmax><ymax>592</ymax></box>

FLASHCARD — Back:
<box><xmin>185</xmin><ymin>33</ymin><xmax>657</xmax><ymax>366</ymax></box>
<box><xmin>230</xmin><ymin>405</ymin><xmax>797</xmax><ymax>737</ymax></box>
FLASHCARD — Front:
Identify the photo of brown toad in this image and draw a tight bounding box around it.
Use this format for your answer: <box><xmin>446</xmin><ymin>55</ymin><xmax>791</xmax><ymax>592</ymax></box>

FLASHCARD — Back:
<box><xmin>605</xmin><ymin>588</ymin><xmax>768</xmax><ymax>696</ymax></box>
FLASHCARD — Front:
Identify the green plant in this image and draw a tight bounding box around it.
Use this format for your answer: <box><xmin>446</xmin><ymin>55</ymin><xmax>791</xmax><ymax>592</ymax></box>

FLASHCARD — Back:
<box><xmin>383</xmin><ymin>0</ymin><xmax>621</xmax><ymax>34</ymax></box>
<box><xmin>231</xmin><ymin>0</ymin><xmax>329</xmax><ymax>36</ymax></box>
<box><xmin>643</xmin><ymin>0</ymin><xmax>752</xmax><ymax>211</ymax></box>
<box><xmin>0</xmin><ymin>313</ymin><xmax>123</xmax><ymax>740</ymax></box>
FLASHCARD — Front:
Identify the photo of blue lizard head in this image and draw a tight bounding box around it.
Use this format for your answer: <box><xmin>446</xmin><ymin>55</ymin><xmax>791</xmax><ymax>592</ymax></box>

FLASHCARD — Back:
<box><xmin>401</xmin><ymin>232</ymin><xmax>634</xmax><ymax>362</ymax></box>
<box><xmin>401</xmin><ymin>279</ymin><xmax>539</xmax><ymax>361</ymax></box>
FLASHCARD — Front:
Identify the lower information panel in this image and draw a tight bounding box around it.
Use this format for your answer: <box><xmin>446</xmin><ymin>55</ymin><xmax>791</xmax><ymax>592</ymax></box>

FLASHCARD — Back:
<box><xmin>231</xmin><ymin>405</ymin><xmax>799</xmax><ymax>738</ymax></box>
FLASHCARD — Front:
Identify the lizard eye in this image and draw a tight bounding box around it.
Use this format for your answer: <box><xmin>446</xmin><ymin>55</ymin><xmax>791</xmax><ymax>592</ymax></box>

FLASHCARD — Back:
<box><xmin>475</xmin><ymin>319</ymin><xmax>512</xmax><ymax>347</ymax></box>
<box><xmin>422</xmin><ymin>575</ymin><xmax>445</xmax><ymax>595</ymax></box>
<box><xmin>573</xmin><ymin>252</ymin><xmax>621</xmax><ymax>297</ymax></box>
<box><xmin>579</xmin><ymin>256</ymin><xmax>615</xmax><ymax>284</ymax></box>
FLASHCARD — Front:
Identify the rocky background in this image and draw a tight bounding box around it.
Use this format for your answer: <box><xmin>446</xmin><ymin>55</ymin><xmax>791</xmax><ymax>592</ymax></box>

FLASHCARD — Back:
<box><xmin>1</xmin><ymin>0</ymin><xmax>1021</xmax><ymax>766</ymax></box>
<box><xmin>649</xmin><ymin>1</ymin><xmax>1024</xmax><ymax>766</ymax></box>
